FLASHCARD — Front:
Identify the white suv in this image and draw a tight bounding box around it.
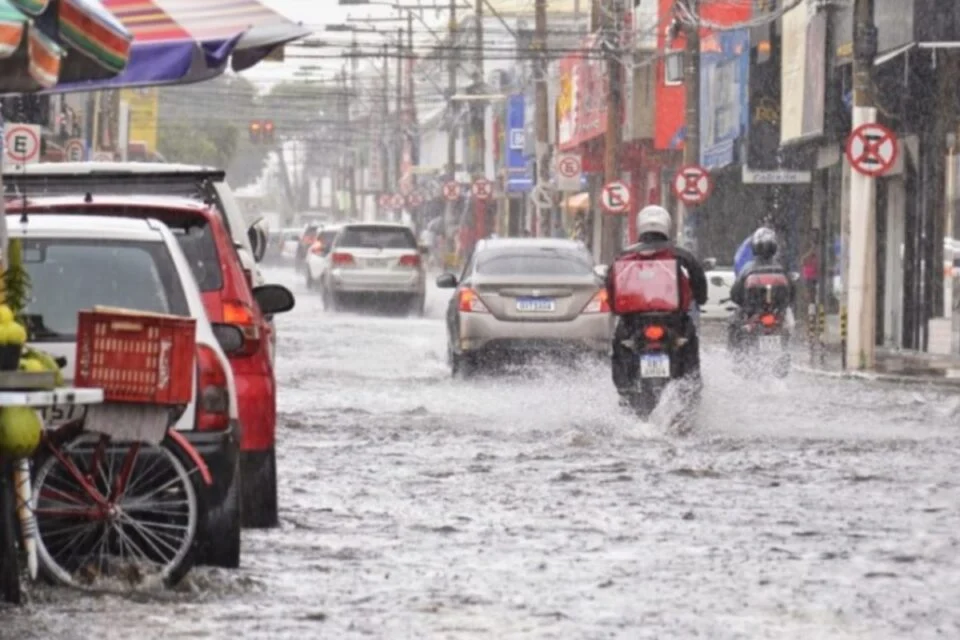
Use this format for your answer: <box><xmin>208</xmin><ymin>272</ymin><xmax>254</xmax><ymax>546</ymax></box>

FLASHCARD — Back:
<box><xmin>12</xmin><ymin>213</ymin><xmax>244</xmax><ymax>568</ymax></box>
<box><xmin>321</xmin><ymin>223</ymin><xmax>427</xmax><ymax>315</ymax></box>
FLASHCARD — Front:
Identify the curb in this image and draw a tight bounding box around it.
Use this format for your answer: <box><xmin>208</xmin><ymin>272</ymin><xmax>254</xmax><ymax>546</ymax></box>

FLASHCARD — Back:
<box><xmin>794</xmin><ymin>364</ymin><xmax>960</xmax><ymax>388</ymax></box>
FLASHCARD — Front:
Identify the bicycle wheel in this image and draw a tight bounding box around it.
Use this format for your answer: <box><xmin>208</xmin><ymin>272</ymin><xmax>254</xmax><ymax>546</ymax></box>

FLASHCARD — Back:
<box><xmin>0</xmin><ymin>459</ymin><xmax>21</xmax><ymax>604</ymax></box>
<box><xmin>31</xmin><ymin>433</ymin><xmax>200</xmax><ymax>589</ymax></box>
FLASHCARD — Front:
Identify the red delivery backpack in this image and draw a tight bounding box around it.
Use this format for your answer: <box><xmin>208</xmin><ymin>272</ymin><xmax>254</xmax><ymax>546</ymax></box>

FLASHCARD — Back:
<box><xmin>611</xmin><ymin>248</ymin><xmax>692</xmax><ymax>314</ymax></box>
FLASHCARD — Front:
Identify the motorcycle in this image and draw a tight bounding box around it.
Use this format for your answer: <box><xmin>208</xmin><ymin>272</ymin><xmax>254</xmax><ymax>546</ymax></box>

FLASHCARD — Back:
<box><xmin>616</xmin><ymin>311</ymin><xmax>701</xmax><ymax>421</ymax></box>
<box><xmin>725</xmin><ymin>296</ymin><xmax>792</xmax><ymax>378</ymax></box>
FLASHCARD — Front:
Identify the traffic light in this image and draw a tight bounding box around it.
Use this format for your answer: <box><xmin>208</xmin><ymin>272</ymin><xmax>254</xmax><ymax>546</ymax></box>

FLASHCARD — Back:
<box><xmin>249</xmin><ymin>120</ymin><xmax>262</xmax><ymax>144</ymax></box>
<box><xmin>263</xmin><ymin>120</ymin><xmax>275</xmax><ymax>144</ymax></box>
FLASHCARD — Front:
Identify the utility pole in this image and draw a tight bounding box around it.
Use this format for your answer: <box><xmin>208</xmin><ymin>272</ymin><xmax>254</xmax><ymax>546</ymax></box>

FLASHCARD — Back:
<box><xmin>473</xmin><ymin>0</ymin><xmax>487</xmax><ymax>240</ymax></box>
<box><xmin>601</xmin><ymin>0</ymin><xmax>624</xmax><ymax>262</ymax></box>
<box><xmin>676</xmin><ymin>0</ymin><xmax>700</xmax><ymax>249</ymax></box>
<box><xmin>847</xmin><ymin>0</ymin><xmax>878</xmax><ymax>369</ymax></box>
<box><xmin>381</xmin><ymin>42</ymin><xmax>390</xmax><ymax>218</ymax></box>
<box><xmin>534</xmin><ymin>0</ymin><xmax>548</xmax><ymax>237</ymax></box>
<box><xmin>446</xmin><ymin>0</ymin><xmax>458</xmax><ymax>183</ymax></box>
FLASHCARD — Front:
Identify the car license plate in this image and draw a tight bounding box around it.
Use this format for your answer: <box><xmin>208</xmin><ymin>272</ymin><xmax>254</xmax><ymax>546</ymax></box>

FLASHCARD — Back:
<box><xmin>640</xmin><ymin>353</ymin><xmax>671</xmax><ymax>378</ymax></box>
<box><xmin>516</xmin><ymin>297</ymin><xmax>555</xmax><ymax>312</ymax></box>
<box><xmin>366</xmin><ymin>258</ymin><xmax>387</xmax><ymax>268</ymax></box>
<box><xmin>758</xmin><ymin>335</ymin><xmax>781</xmax><ymax>353</ymax></box>
<box><xmin>39</xmin><ymin>404</ymin><xmax>86</xmax><ymax>427</ymax></box>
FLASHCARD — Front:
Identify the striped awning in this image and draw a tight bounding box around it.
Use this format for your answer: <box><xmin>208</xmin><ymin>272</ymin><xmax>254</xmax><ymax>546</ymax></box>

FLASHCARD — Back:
<box><xmin>50</xmin><ymin>0</ymin><xmax>310</xmax><ymax>92</ymax></box>
<box><xmin>0</xmin><ymin>0</ymin><xmax>132</xmax><ymax>92</ymax></box>
<box><xmin>11</xmin><ymin>0</ymin><xmax>132</xmax><ymax>82</ymax></box>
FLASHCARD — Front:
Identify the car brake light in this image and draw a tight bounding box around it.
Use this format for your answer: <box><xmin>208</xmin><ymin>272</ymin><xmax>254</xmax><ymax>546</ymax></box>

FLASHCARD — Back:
<box><xmin>643</xmin><ymin>325</ymin><xmax>665</xmax><ymax>341</ymax></box>
<box><xmin>196</xmin><ymin>345</ymin><xmax>230</xmax><ymax>431</ymax></box>
<box><xmin>310</xmin><ymin>241</ymin><xmax>325</xmax><ymax>255</ymax></box>
<box><xmin>458</xmin><ymin>288</ymin><xmax>489</xmax><ymax>313</ymax></box>
<box><xmin>581</xmin><ymin>288</ymin><xmax>611</xmax><ymax>313</ymax></box>
<box><xmin>760</xmin><ymin>313</ymin><xmax>777</xmax><ymax>327</ymax></box>
<box><xmin>399</xmin><ymin>254</ymin><xmax>420</xmax><ymax>268</ymax></box>
<box><xmin>331</xmin><ymin>252</ymin><xmax>354</xmax><ymax>266</ymax></box>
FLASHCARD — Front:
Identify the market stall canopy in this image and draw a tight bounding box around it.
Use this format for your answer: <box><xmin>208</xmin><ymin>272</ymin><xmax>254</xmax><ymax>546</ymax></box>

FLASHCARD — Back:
<box><xmin>49</xmin><ymin>0</ymin><xmax>311</xmax><ymax>92</ymax></box>
<box><xmin>564</xmin><ymin>192</ymin><xmax>590</xmax><ymax>212</ymax></box>
<box><xmin>0</xmin><ymin>0</ymin><xmax>132</xmax><ymax>92</ymax></box>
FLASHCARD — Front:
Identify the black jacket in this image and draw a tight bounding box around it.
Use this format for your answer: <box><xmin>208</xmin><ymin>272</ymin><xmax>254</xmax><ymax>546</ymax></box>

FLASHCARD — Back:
<box><xmin>605</xmin><ymin>240</ymin><xmax>709</xmax><ymax>308</ymax></box>
<box><xmin>729</xmin><ymin>258</ymin><xmax>795</xmax><ymax>307</ymax></box>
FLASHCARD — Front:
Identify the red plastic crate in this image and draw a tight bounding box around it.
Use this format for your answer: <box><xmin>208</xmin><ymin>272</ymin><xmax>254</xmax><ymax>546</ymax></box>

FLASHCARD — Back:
<box><xmin>74</xmin><ymin>307</ymin><xmax>197</xmax><ymax>405</ymax></box>
<box><xmin>611</xmin><ymin>258</ymin><xmax>682</xmax><ymax>314</ymax></box>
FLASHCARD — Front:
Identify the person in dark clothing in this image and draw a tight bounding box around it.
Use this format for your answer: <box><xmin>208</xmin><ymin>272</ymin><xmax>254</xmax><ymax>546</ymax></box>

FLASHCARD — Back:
<box><xmin>728</xmin><ymin>227</ymin><xmax>796</xmax><ymax>346</ymax></box>
<box><xmin>606</xmin><ymin>205</ymin><xmax>709</xmax><ymax>392</ymax></box>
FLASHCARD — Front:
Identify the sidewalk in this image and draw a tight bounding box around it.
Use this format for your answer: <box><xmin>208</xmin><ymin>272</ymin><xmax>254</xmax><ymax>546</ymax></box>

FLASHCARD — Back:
<box><xmin>795</xmin><ymin>314</ymin><xmax>960</xmax><ymax>387</ymax></box>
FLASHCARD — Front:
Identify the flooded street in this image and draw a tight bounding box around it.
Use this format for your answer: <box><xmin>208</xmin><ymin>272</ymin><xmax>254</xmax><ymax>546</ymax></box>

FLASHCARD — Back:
<box><xmin>5</xmin><ymin>266</ymin><xmax>960</xmax><ymax>639</ymax></box>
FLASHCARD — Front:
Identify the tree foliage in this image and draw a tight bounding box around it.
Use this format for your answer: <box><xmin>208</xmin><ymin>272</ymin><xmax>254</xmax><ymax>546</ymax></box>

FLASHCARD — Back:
<box><xmin>157</xmin><ymin>120</ymin><xmax>238</xmax><ymax>168</ymax></box>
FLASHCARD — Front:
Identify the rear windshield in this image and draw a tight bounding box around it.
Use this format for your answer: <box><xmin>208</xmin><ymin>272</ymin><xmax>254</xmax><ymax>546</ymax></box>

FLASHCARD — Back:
<box><xmin>337</xmin><ymin>226</ymin><xmax>416</xmax><ymax>250</ymax></box>
<box><xmin>170</xmin><ymin>222</ymin><xmax>223</xmax><ymax>291</ymax></box>
<box><xmin>476</xmin><ymin>249</ymin><xmax>594</xmax><ymax>276</ymax></box>
<box><xmin>21</xmin><ymin>238</ymin><xmax>190</xmax><ymax>342</ymax></box>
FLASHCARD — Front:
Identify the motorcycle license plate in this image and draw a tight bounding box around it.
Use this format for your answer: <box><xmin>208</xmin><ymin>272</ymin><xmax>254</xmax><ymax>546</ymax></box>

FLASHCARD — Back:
<box><xmin>758</xmin><ymin>335</ymin><xmax>781</xmax><ymax>353</ymax></box>
<box><xmin>640</xmin><ymin>353</ymin><xmax>671</xmax><ymax>378</ymax></box>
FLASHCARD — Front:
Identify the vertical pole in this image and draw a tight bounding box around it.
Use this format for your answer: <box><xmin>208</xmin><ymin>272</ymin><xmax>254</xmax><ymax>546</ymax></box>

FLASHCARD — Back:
<box><xmin>677</xmin><ymin>0</ymin><xmax>700</xmax><ymax>249</ymax></box>
<box><xmin>847</xmin><ymin>0</ymin><xmax>877</xmax><ymax>369</ymax></box>
<box><xmin>601</xmin><ymin>0</ymin><xmax>624</xmax><ymax>263</ymax></box>
<box><xmin>534</xmin><ymin>0</ymin><xmax>548</xmax><ymax>237</ymax></box>
<box><xmin>396</xmin><ymin>27</ymin><xmax>404</xmax><ymax>202</ymax></box>
<box><xmin>382</xmin><ymin>42</ymin><xmax>390</xmax><ymax>198</ymax></box>
<box><xmin>447</xmin><ymin>0</ymin><xmax>458</xmax><ymax>182</ymax></box>
<box><xmin>474</xmin><ymin>0</ymin><xmax>486</xmax><ymax>243</ymax></box>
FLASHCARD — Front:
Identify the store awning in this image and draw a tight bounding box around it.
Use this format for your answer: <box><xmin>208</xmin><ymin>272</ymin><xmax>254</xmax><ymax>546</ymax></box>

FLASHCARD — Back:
<box><xmin>564</xmin><ymin>191</ymin><xmax>590</xmax><ymax>211</ymax></box>
<box><xmin>0</xmin><ymin>0</ymin><xmax>133</xmax><ymax>92</ymax></box>
<box><xmin>49</xmin><ymin>0</ymin><xmax>311</xmax><ymax>92</ymax></box>
<box><xmin>12</xmin><ymin>0</ymin><xmax>133</xmax><ymax>82</ymax></box>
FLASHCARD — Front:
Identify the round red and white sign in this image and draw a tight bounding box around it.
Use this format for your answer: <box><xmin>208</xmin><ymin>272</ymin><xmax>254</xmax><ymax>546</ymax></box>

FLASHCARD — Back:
<box><xmin>845</xmin><ymin>122</ymin><xmax>898</xmax><ymax>177</ymax></box>
<box><xmin>4</xmin><ymin>124</ymin><xmax>39</xmax><ymax>164</ymax></box>
<box><xmin>672</xmin><ymin>164</ymin><xmax>712</xmax><ymax>205</ymax></box>
<box><xmin>557</xmin><ymin>154</ymin><xmax>581</xmax><ymax>178</ymax></box>
<box><xmin>406</xmin><ymin>192</ymin><xmax>424</xmax><ymax>208</ymax></box>
<box><xmin>471</xmin><ymin>178</ymin><xmax>493</xmax><ymax>200</ymax></box>
<box><xmin>600</xmin><ymin>180</ymin><xmax>631</xmax><ymax>214</ymax></box>
<box><xmin>442</xmin><ymin>181</ymin><xmax>460</xmax><ymax>201</ymax></box>
<box><xmin>390</xmin><ymin>193</ymin><xmax>406</xmax><ymax>209</ymax></box>
<box><xmin>64</xmin><ymin>138</ymin><xmax>84</xmax><ymax>162</ymax></box>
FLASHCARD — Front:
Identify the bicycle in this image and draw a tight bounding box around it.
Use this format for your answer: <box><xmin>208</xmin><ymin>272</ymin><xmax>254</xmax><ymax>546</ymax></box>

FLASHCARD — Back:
<box><xmin>27</xmin><ymin>409</ymin><xmax>209</xmax><ymax>589</ymax></box>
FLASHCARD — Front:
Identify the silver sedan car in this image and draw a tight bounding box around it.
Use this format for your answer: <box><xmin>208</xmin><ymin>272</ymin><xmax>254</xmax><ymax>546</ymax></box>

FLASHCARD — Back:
<box><xmin>436</xmin><ymin>238</ymin><xmax>614</xmax><ymax>374</ymax></box>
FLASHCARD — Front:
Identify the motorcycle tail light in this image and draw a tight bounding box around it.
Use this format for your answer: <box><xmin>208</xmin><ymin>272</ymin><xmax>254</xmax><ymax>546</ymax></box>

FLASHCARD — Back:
<box><xmin>643</xmin><ymin>325</ymin><xmax>665</xmax><ymax>341</ymax></box>
<box><xmin>760</xmin><ymin>313</ymin><xmax>777</xmax><ymax>327</ymax></box>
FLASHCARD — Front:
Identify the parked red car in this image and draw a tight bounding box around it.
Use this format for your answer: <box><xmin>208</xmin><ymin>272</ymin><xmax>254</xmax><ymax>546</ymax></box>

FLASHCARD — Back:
<box><xmin>11</xmin><ymin>195</ymin><xmax>294</xmax><ymax>533</ymax></box>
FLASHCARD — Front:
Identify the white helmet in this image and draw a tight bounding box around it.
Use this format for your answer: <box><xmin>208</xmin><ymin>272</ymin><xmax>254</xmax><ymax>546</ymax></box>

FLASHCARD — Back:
<box><xmin>636</xmin><ymin>205</ymin><xmax>672</xmax><ymax>240</ymax></box>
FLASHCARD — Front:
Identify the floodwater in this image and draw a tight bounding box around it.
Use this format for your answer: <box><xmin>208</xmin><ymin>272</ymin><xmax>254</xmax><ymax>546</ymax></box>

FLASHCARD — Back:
<box><xmin>4</xmin><ymin>267</ymin><xmax>960</xmax><ymax>639</ymax></box>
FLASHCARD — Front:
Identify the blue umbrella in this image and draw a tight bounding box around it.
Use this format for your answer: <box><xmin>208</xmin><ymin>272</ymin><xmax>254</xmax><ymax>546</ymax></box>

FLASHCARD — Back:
<box><xmin>734</xmin><ymin>236</ymin><xmax>753</xmax><ymax>276</ymax></box>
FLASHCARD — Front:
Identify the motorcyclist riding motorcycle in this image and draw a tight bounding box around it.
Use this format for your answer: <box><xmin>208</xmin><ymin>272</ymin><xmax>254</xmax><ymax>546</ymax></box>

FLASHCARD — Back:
<box><xmin>727</xmin><ymin>227</ymin><xmax>796</xmax><ymax>345</ymax></box>
<box><xmin>606</xmin><ymin>205</ymin><xmax>709</xmax><ymax>393</ymax></box>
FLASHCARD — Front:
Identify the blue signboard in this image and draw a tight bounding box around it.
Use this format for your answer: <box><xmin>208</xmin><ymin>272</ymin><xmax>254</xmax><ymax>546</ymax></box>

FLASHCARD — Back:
<box><xmin>699</xmin><ymin>29</ymin><xmax>750</xmax><ymax>170</ymax></box>
<box><xmin>506</xmin><ymin>94</ymin><xmax>533</xmax><ymax>193</ymax></box>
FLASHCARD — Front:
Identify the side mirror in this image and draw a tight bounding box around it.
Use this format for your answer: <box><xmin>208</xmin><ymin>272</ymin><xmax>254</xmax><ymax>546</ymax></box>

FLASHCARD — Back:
<box><xmin>211</xmin><ymin>323</ymin><xmax>245</xmax><ymax>355</ymax></box>
<box><xmin>436</xmin><ymin>272</ymin><xmax>458</xmax><ymax>288</ymax></box>
<box><xmin>253</xmin><ymin>283</ymin><xmax>296</xmax><ymax>315</ymax></box>
<box><xmin>247</xmin><ymin>221</ymin><xmax>268</xmax><ymax>263</ymax></box>
<box><xmin>703</xmin><ymin>257</ymin><xmax>717</xmax><ymax>271</ymax></box>
<box><xmin>593</xmin><ymin>264</ymin><xmax>608</xmax><ymax>279</ymax></box>
<box><xmin>419</xmin><ymin>244</ymin><xmax>429</xmax><ymax>256</ymax></box>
